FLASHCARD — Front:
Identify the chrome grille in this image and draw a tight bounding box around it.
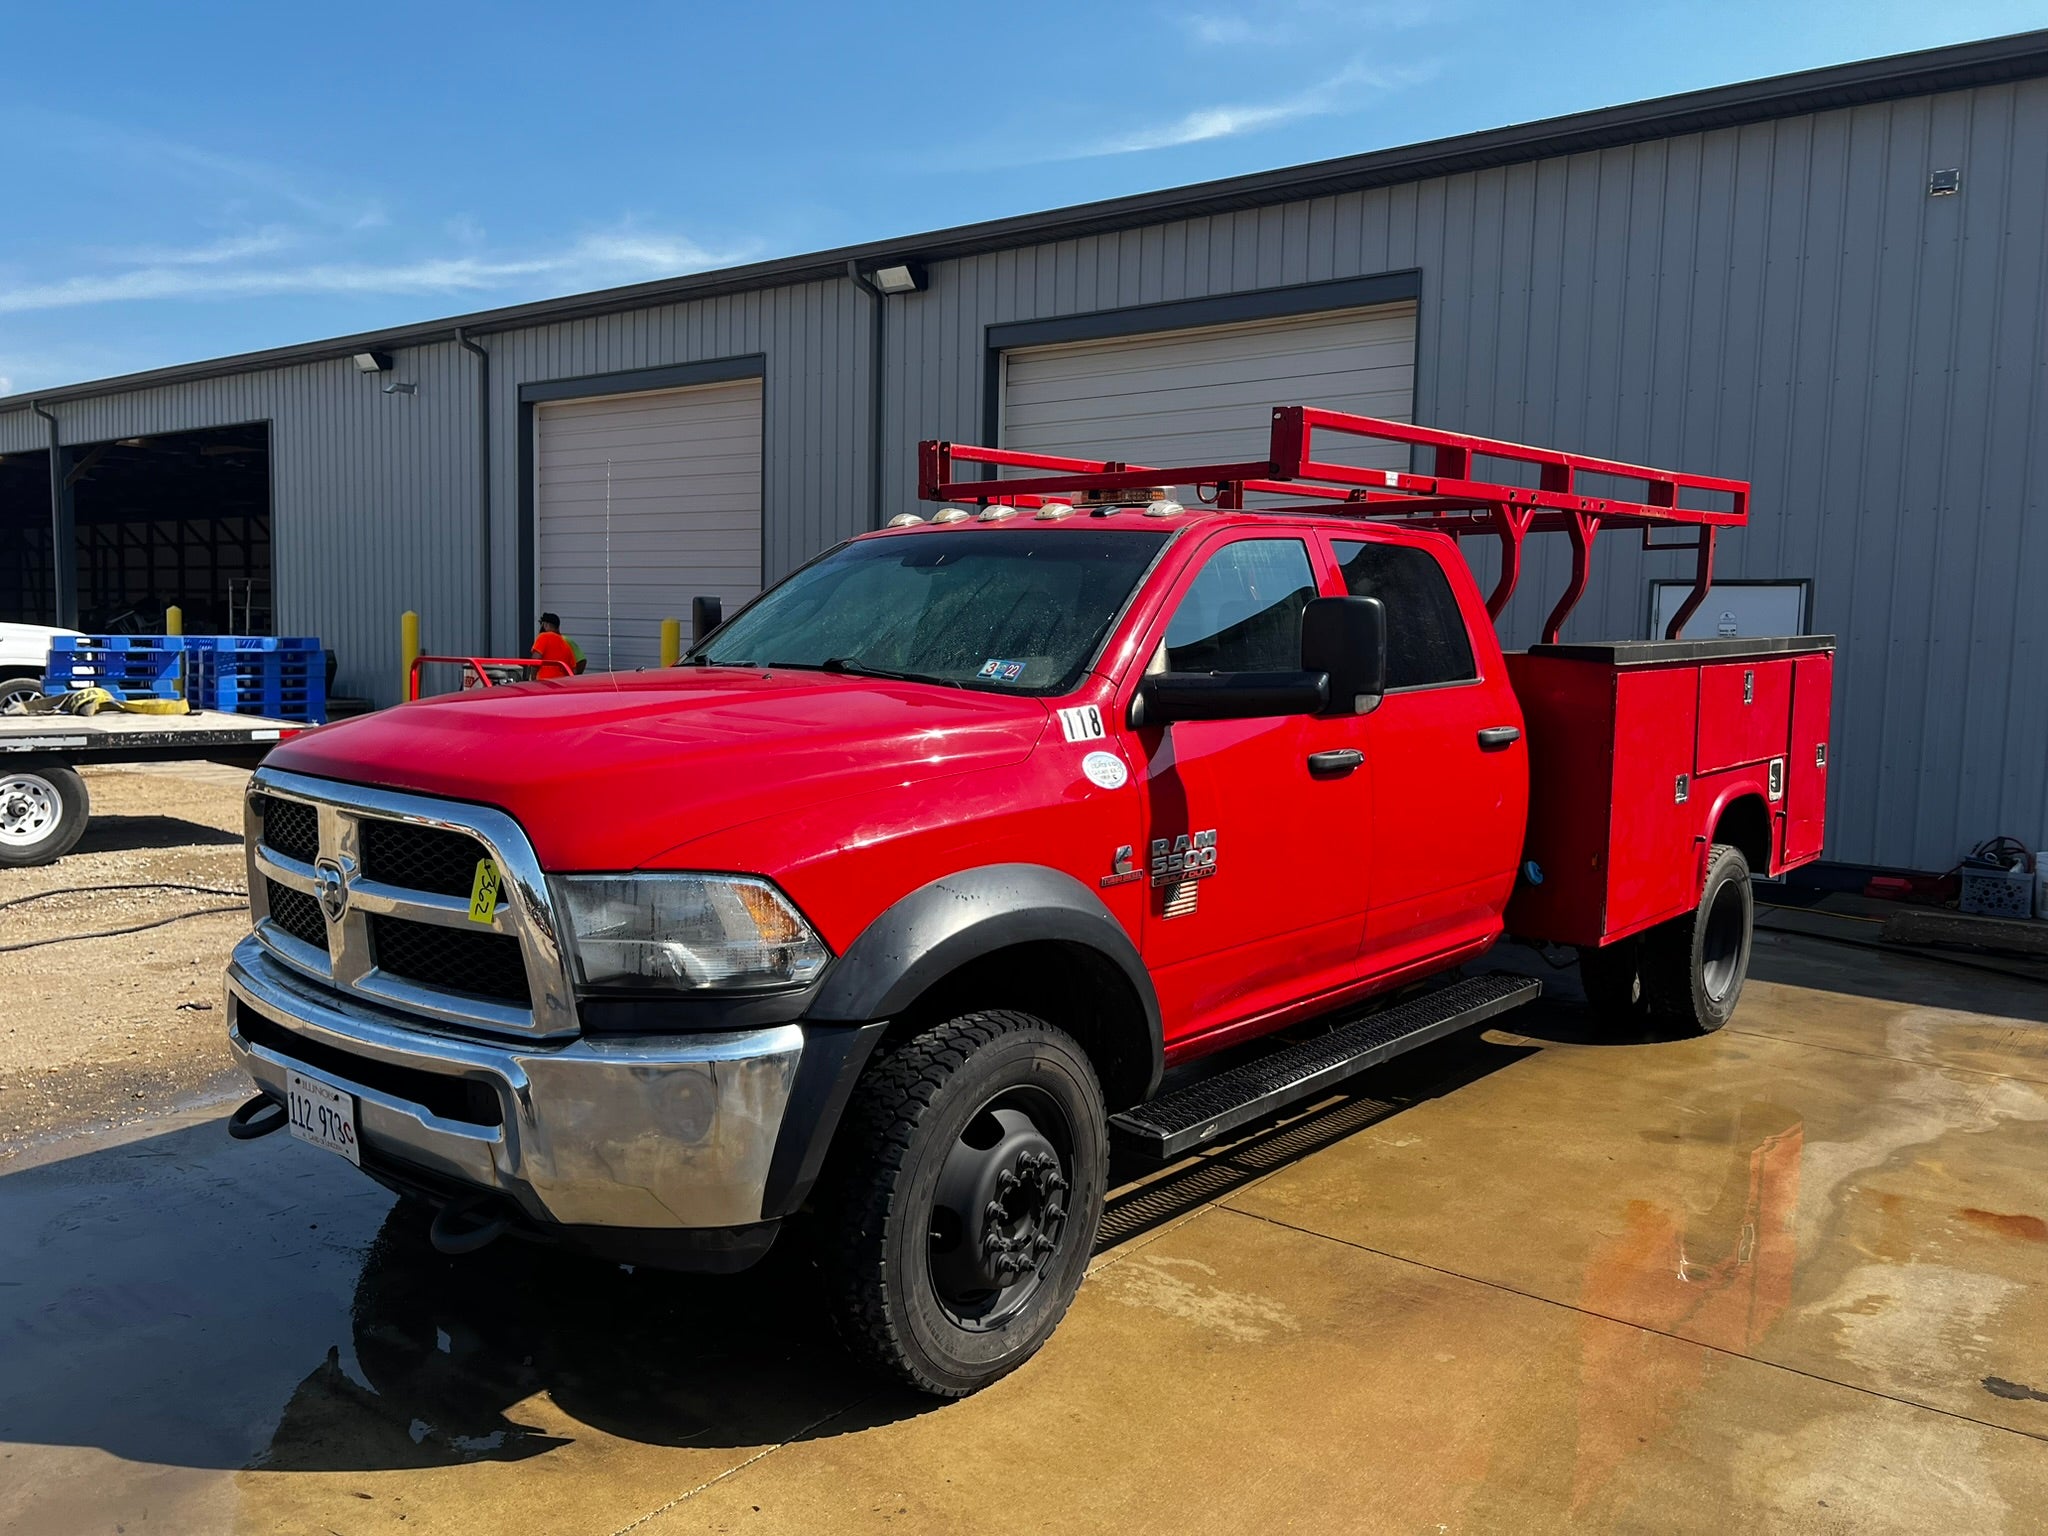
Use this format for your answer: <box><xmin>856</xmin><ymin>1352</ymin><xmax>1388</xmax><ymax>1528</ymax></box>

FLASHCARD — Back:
<box><xmin>370</xmin><ymin>915</ymin><xmax>530</xmax><ymax>1002</ymax></box>
<box><xmin>255</xmin><ymin>795</ymin><xmax>318</xmax><ymax>863</ymax></box>
<box><xmin>360</xmin><ymin>820</ymin><xmax>489</xmax><ymax>899</ymax></box>
<box><xmin>264</xmin><ymin>878</ymin><xmax>326</xmax><ymax>948</ymax></box>
<box><xmin>246</xmin><ymin>767</ymin><xmax>575</xmax><ymax>1040</ymax></box>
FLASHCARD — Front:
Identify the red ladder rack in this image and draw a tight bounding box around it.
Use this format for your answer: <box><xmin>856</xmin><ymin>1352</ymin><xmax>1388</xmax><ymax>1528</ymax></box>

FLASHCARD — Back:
<box><xmin>917</xmin><ymin>406</ymin><xmax>1749</xmax><ymax>643</ymax></box>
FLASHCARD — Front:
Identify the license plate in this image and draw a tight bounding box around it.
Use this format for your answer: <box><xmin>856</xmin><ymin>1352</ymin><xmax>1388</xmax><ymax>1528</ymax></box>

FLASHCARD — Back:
<box><xmin>287</xmin><ymin>1069</ymin><xmax>360</xmax><ymax>1167</ymax></box>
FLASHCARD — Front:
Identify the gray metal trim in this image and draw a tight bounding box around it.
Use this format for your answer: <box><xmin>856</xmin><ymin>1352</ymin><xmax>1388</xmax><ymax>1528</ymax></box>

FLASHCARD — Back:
<box><xmin>989</xmin><ymin>271</ymin><xmax>1424</xmax><ymax>354</ymax></box>
<box><xmin>5</xmin><ymin>30</ymin><xmax>2041</xmax><ymax>411</ymax></box>
<box><xmin>516</xmin><ymin>353</ymin><xmax>766</xmax><ymax>404</ymax></box>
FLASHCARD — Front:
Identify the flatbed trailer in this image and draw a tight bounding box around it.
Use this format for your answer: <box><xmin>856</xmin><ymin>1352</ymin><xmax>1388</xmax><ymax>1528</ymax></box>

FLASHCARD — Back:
<box><xmin>0</xmin><ymin>709</ymin><xmax>308</xmax><ymax>867</ymax></box>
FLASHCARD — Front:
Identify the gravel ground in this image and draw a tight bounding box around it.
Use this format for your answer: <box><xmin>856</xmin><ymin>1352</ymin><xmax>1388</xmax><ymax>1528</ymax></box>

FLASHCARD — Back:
<box><xmin>0</xmin><ymin>763</ymin><xmax>252</xmax><ymax>1160</ymax></box>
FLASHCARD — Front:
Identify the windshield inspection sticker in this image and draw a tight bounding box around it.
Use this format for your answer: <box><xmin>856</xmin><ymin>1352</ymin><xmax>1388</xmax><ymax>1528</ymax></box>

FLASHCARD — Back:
<box><xmin>978</xmin><ymin>659</ymin><xmax>1028</xmax><ymax>682</ymax></box>
<box><xmin>1082</xmin><ymin>751</ymin><xmax>1129</xmax><ymax>790</ymax></box>
<box><xmin>1057</xmin><ymin>705</ymin><xmax>1106</xmax><ymax>743</ymax></box>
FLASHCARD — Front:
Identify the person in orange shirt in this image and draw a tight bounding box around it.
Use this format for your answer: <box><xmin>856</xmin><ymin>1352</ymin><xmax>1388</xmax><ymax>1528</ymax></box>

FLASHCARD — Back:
<box><xmin>531</xmin><ymin>613</ymin><xmax>585</xmax><ymax>676</ymax></box>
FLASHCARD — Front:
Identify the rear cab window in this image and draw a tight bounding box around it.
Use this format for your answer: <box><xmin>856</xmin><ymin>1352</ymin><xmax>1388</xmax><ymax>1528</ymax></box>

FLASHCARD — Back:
<box><xmin>1329</xmin><ymin>538</ymin><xmax>1478</xmax><ymax>690</ymax></box>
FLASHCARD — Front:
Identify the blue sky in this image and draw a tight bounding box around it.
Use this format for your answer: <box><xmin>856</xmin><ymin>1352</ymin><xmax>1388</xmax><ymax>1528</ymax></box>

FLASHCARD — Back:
<box><xmin>0</xmin><ymin>0</ymin><xmax>2038</xmax><ymax>395</ymax></box>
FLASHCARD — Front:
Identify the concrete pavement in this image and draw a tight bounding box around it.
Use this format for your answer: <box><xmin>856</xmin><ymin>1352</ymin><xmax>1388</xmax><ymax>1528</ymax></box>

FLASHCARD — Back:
<box><xmin>3</xmin><ymin>928</ymin><xmax>2044</xmax><ymax>1533</ymax></box>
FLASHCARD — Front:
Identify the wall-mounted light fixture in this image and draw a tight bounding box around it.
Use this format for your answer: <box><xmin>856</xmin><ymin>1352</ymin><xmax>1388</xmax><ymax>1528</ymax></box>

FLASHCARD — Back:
<box><xmin>353</xmin><ymin>349</ymin><xmax>395</xmax><ymax>373</ymax></box>
<box><xmin>869</xmin><ymin>261</ymin><xmax>928</xmax><ymax>295</ymax></box>
<box><xmin>381</xmin><ymin>380</ymin><xmax>417</xmax><ymax>396</ymax></box>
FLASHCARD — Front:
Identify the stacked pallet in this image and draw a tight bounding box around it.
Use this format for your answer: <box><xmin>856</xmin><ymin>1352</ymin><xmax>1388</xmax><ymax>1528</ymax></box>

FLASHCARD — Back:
<box><xmin>42</xmin><ymin>634</ymin><xmax>327</xmax><ymax>723</ymax></box>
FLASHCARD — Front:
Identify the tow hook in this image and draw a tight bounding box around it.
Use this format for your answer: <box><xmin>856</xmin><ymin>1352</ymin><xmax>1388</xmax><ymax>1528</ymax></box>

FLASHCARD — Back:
<box><xmin>429</xmin><ymin>1196</ymin><xmax>512</xmax><ymax>1256</ymax></box>
<box><xmin>226</xmin><ymin>1094</ymin><xmax>288</xmax><ymax>1140</ymax></box>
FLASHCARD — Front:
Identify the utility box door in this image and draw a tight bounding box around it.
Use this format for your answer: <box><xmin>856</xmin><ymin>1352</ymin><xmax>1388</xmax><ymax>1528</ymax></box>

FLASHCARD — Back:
<box><xmin>1695</xmin><ymin>659</ymin><xmax>1793</xmax><ymax>774</ymax></box>
<box><xmin>1783</xmin><ymin>652</ymin><xmax>1832</xmax><ymax>863</ymax></box>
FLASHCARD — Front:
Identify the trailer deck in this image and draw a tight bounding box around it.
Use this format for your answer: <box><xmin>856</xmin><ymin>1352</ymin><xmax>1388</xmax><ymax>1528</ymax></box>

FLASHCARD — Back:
<box><xmin>1</xmin><ymin>708</ymin><xmax>308</xmax><ymax>866</ymax></box>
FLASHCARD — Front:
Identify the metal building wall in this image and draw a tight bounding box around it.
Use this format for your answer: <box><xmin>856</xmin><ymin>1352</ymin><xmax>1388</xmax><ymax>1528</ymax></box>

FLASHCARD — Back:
<box><xmin>886</xmin><ymin>78</ymin><xmax>2048</xmax><ymax>871</ymax></box>
<box><xmin>0</xmin><ymin>343</ymin><xmax>484</xmax><ymax>705</ymax></box>
<box><xmin>2</xmin><ymin>78</ymin><xmax>2039</xmax><ymax>871</ymax></box>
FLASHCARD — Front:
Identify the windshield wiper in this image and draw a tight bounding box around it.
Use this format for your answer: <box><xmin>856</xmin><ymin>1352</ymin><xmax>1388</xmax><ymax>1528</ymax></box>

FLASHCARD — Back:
<box><xmin>819</xmin><ymin>656</ymin><xmax>965</xmax><ymax>689</ymax></box>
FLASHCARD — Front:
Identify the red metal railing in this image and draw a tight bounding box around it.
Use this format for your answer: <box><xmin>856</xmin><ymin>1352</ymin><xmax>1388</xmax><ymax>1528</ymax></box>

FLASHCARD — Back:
<box><xmin>408</xmin><ymin>654</ymin><xmax>573</xmax><ymax>701</ymax></box>
<box><xmin>917</xmin><ymin>406</ymin><xmax>1749</xmax><ymax>643</ymax></box>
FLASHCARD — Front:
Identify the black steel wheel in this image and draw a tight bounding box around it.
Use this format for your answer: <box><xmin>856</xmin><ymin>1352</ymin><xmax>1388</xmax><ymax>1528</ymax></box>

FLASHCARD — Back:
<box><xmin>818</xmin><ymin>1010</ymin><xmax>1107</xmax><ymax>1397</ymax></box>
<box><xmin>1641</xmin><ymin>843</ymin><xmax>1754</xmax><ymax>1034</ymax></box>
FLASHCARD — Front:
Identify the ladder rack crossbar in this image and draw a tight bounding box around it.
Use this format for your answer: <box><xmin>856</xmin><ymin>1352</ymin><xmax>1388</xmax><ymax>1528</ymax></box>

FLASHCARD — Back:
<box><xmin>915</xmin><ymin>406</ymin><xmax>1748</xmax><ymax>641</ymax></box>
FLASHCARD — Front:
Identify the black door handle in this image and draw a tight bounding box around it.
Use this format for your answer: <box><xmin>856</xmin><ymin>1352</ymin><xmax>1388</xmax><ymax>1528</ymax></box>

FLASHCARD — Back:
<box><xmin>1477</xmin><ymin>726</ymin><xmax>1521</xmax><ymax>749</ymax></box>
<box><xmin>1307</xmin><ymin>748</ymin><xmax>1365</xmax><ymax>775</ymax></box>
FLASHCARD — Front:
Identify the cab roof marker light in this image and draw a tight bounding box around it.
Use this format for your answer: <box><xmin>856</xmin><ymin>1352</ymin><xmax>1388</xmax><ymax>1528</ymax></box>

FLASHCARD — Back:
<box><xmin>977</xmin><ymin>505</ymin><xmax>1018</xmax><ymax>521</ymax></box>
<box><xmin>932</xmin><ymin>507</ymin><xmax>971</xmax><ymax>524</ymax></box>
<box><xmin>1035</xmin><ymin>501</ymin><xmax>1075</xmax><ymax>520</ymax></box>
<box><xmin>886</xmin><ymin>513</ymin><xmax>927</xmax><ymax>527</ymax></box>
<box><xmin>1143</xmin><ymin>499</ymin><xmax>1186</xmax><ymax>518</ymax></box>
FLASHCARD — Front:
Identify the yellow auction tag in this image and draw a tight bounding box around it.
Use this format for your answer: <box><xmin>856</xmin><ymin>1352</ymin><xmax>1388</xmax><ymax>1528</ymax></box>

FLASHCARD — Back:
<box><xmin>468</xmin><ymin>859</ymin><xmax>501</xmax><ymax>923</ymax></box>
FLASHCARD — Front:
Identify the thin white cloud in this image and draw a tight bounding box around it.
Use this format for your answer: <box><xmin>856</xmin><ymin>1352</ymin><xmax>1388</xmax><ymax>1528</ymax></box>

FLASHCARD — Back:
<box><xmin>1177</xmin><ymin>0</ymin><xmax>1438</xmax><ymax>47</ymax></box>
<box><xmin>98</xmin><ymin>228</ymin><xmax>299</xmax><ymax>267</ymax></box>
<box><xmin>0</xmin><ymin>230</ymin><xmax>756</xmax><ymax>315</ymax></box>
<box><xmin>1069</xmin><ymin>56</ymin><xmax>1436</xmax><ymax>157</ymax></box>
<box><xmin>0</xmin><ymin>375</ymin><xmax>11</xmax><ymax>395</ymax></box>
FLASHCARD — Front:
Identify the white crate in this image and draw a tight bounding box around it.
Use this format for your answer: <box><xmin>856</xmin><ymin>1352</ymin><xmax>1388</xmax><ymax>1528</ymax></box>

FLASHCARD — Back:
<box><xmin>1959</xmin><ymin>864</ymin><xmax>2034</xmax><ymax>920</ymax></box>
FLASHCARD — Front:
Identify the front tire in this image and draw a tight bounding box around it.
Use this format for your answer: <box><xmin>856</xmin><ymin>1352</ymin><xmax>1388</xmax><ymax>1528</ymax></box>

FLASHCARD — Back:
<box><xmin>818</xmin><ymin>1010</ymin><xmax>1107</xmax><ymax>1397</ymax></box>
<box><xmin>1641</xmin><ymin>843</ymin><xmax>1753</xmax><ymax>1034</ymax></box>
<box><xmin>0</xmin><ymin>672</ymin><xmax>42</xmax><ymax>713</ymax></box>
<box><xmin>0</xmin><ymin>765</ymin><xmax>89</xmax><ymax>867</ymax></box>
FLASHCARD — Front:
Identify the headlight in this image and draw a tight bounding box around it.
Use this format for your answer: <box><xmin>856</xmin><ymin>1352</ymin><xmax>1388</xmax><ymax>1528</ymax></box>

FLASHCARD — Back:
<box><xmin>553</xmin><ymin>874</ymin><xmax>830</xmax><ymax>993</ymax></box>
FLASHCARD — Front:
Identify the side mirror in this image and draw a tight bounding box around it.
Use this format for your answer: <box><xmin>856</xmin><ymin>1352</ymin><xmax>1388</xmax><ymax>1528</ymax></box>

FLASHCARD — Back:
<box><xmin>1301</xmin><ymin>595</ymin><xmax>1386</xmax><ymax>715</ymax></box>
<box><xmin>691</xmin><ymin>595</ymin><xmax>723</xmax><ymax>644</ymax></box>
<box><xmin>1131</xmin><ymin>670</ymin><xmax>1329</xmax><ymax>727</ymax></box>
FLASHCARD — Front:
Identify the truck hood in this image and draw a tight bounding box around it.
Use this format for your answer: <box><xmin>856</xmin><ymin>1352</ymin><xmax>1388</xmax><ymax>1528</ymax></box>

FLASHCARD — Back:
<box><xmin>266</xmin><ymin>668</ymin><xmax>1049</xmax><ymax>870</ymax></box>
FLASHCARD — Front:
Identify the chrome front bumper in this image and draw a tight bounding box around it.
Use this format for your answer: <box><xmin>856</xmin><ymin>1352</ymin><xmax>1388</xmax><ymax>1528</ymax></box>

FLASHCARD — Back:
<box><xmin>226</xmin><ymin>935</ymin><xmax>805</xmax><ymax>1230</ymax></box>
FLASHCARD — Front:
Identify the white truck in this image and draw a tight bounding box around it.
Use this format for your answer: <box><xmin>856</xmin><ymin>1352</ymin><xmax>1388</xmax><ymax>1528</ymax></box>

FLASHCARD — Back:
<box><xmin>0</xmin><ymin>621</ymin><xmax>80</xmax><ymax>711</ymax></box>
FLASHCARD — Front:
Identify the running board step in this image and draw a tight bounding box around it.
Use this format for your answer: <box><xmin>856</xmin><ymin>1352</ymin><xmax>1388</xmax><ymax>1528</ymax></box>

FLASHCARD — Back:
<box><xmin>1109</xmin><ymin>973</ymin><xmax>1541</xmax><ymax>1159</ymax></box>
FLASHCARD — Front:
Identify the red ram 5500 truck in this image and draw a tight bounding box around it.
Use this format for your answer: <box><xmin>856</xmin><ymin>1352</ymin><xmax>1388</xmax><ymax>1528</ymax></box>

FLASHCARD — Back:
<box><xmin>224</xmin><ymin>407</ymin><xmax>1832</xmax><ymax>1396</ymax></box>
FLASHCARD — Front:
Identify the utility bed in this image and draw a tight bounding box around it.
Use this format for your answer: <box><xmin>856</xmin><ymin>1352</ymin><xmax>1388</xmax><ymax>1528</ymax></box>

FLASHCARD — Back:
<box><xmin>1505</xmin><ymin>636</ymin><xmax>1834</xmax><ymax>947</ymax></box>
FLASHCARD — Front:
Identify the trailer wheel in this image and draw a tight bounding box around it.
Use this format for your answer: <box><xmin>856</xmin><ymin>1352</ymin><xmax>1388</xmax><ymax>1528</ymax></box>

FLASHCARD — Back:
<box><xmin>0</xmin><ymin>765</ymin><xmax>89</xmax><ymax>867</ymax></box>
<box><xmin>816</xmin><ymin>1010</ymin><xmax>1107</xmax><ymax>1397</ymax></box>
<box><xmin>1641</xmin><ymin>843</ymin><xmax>1753</xmax><ymax>1034</ymax></box>
<box><xmin>1577</xmin><ymin>936</ymin><xmax>1647</xmax><ymax>1024</ymax></box>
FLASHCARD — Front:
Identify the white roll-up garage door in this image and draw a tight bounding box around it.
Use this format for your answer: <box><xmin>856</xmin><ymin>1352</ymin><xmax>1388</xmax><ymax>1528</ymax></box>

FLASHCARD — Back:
<box><xmin>1000</xmin><ymin>302</ymin><xmax>1417</xmax><ymax>484</ymax></box>
<box><xmin>534</xmin><ymin>377</ymin><xmax>762</xmax><ymax>672</ymax></box>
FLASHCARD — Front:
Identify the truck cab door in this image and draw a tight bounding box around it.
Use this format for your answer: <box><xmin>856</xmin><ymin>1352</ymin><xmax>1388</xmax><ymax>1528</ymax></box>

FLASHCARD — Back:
<box><xmin>1326</xmin><ymin>534</ymin><xmax>1526</xmax><ymax>976</ymax></box>
<box><xmin>1122</xmin><ymin>533</ymin><xmax>1373</xmax><ymax>1046</ymax></box>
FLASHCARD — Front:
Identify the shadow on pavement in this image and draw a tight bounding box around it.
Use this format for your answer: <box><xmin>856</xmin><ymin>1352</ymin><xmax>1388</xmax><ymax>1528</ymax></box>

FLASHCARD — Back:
<box><xmin>0</xmin><ymin>1116</ymin><xmax>925</xmax><ymax>1476</ymax></box>
<box><xmin>73</xmin><ymin>813</ymin><xmax>244</xmax><ymax>854</ymax></box>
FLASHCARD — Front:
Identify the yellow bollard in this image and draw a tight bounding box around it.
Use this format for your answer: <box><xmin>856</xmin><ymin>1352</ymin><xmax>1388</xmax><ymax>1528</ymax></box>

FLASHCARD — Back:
<box><xmin>165</xmin><ymin>605</ymin><xmax>185</xmax><ymax>701</ymax></box>
<box><xmin>401</xmin><ymin>610</ymin><xmax>420</xmax><ymax>701</ymax></box>
<box><xmin>660</xmin><ymin>617</ymin><xmax>682</xmax><ymax>668</ymax></box>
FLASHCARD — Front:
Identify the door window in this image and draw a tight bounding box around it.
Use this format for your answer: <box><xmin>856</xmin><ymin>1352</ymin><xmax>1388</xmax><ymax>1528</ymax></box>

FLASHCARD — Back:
<box><xmin>1331</xmin><ymin>540</ymin><xmax>1476</xmax><ymax>689</ymax></box>
<box><xmin>1164</xmin><ymin>539</ymin><xmax>1317</xmax><ymax>673</ymax></box>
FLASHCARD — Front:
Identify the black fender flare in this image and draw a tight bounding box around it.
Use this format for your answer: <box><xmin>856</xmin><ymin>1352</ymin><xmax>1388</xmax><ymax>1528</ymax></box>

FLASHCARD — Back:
<box><xmin>808</xmin><ymin>863</ymin><xmax>1163</xmax><ymax>1067</ymax></box>
<box><xmin>761</xmin><ymin>865</ymin><xmax>1163</xmax><ymax>1219</ymax></box>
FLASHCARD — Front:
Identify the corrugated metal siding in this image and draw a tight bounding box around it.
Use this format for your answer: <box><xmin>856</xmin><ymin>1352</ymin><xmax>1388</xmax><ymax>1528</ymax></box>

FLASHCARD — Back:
<box><xmin>0</xmin><ymin>344</ymin><xmax>482</xmax><ymax>706</ymax></box>
<box><xmin>884</xmin><ymin>77</ymin><xmax>2048</xmax><ymax>870</ymax></box>
<box><xmin>3</xmin><ymin>80</ymin><xmax>2040</xmax><ymax>869</ymax></box>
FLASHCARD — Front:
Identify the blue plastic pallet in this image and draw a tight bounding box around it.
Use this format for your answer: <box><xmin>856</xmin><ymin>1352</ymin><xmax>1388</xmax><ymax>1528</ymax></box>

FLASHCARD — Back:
<box><xmin>185</xmin><ymin>636</ymin><xmax>326</xmax><ymax>723</ymax></box>
<box><xmin>42</xmin><ymin>636</ymin><xmax>186</xmax><ymax>701</ymax></box>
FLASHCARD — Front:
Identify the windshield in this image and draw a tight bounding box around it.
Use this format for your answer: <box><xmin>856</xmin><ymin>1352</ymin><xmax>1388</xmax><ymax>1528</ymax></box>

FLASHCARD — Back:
<box><xmin>694</xmin><ymin>528</ymin><xmax>1172</xmax><ymax>694</ymax></box>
